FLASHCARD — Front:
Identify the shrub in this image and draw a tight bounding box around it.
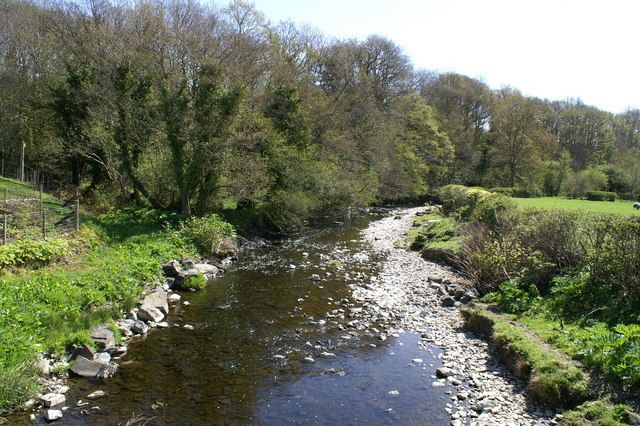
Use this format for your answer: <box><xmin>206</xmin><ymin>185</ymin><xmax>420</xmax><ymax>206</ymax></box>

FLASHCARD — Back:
<box><xmin>180</xmin><ymin>273</ymin><xmax>207</xmax><ymax>290</ymax></box>
<box><xmin>437</xmin><ymin>184</ymin><xmax>490</xmax><ymax>217</ymax></box>
<box><xmin>486</xmin><ymin>280</ymin><xmax>541</xmax><ymax>314</ymax></box>
<box><xmin>470</xmin><ymin>193</ymin><xmax>516</xmax><ymax>228</ymax></box>
<box><xmin>178</xmin><ymin>214</ymin><xmax>237</xmax><ymax>257</ymax></box>
<box><xmin>0</xmin><ymin>239</ymin><xmax>68</xmax><ymax>270</ymax></box>
<box><xmin>585</xmin><ymin>191</ymin><xmax>617</xmax><ymax>201</ymax></box>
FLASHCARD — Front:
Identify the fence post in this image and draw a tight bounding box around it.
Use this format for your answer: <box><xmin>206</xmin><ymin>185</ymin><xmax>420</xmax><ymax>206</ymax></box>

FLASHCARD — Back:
<box><xmin>2</xmin><ymin>213</ymin><xmax>6</xmax><ymax>245</ymax></box>
<box><xmin>1</xmin><ymin>158</ymin><xmax>4</xmax><ymax>176</ymax></box>
<box><xmin>42</xmin><ymin>208</ymin><xmax>47</xmax><ymax>240</ymax></box>
<box><xmin>75</xmin><ymin>188</ymin><xmax>80</xmax><ymax>231</ymax></box>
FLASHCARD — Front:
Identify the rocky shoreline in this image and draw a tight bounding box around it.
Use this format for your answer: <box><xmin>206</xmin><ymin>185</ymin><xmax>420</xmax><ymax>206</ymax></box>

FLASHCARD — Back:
<box><xmin>26</xmin><ymin>257</ymin><xmax>233</xmax><ymax>423</ymax></box>
<box><xmin>353</xmin><ymin>206</ymin><xmax>560</xmax><ymax>425</ymax></box>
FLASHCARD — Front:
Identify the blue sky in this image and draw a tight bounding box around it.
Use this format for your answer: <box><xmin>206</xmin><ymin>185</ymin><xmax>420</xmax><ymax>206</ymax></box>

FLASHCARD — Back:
<box><xmin>229</xmin><ymin>0</ymin><xmax>639</xmax><ymax>113</ymax></box>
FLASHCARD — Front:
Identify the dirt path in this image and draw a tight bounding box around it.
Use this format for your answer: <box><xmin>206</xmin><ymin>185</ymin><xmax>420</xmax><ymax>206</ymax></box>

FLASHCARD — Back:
<box><xmin>354</xmin><ymin>207</ymin><xmax>558</xmax><ymax>425</ymax></box>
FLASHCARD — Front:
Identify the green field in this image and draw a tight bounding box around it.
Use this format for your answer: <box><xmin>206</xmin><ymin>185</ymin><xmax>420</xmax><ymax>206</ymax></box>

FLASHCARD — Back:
<box><xmin>512</xmin><ymin>197</ymin><xmax>640</xmax><ymax>216</ymax></box>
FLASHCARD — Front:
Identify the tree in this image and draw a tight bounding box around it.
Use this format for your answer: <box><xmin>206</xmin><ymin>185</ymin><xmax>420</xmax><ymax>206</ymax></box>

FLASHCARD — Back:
<box><xmin>488</xmin><ymin>89</ymin><xmax>555</xmax><ymax>188</ymax></box>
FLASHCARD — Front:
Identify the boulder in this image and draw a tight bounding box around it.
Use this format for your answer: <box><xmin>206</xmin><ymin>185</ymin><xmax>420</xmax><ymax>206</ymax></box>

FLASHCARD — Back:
<box><xmin>168</xmin><ymin>293</ymin><xmax>181</xmax><ymax>303</ymax></box>
<box><xmin>162</xmin><ymin>260</ymin><xmax>182</xmax><ymax>277</ymax></box>
<box><xmin>193</xmin><ymin>263</ymin><xmax>218</xmax><ymax>276</ymax></box>
<box><xmin>94</xmin><ymin>352</ymin><xmax>111</xmax><ymax>365</ymax></box>
<box><xmin>91</xmin><ymin>326</ymin><xmax>115</xmax><ymax>351</ymax></box>
<box><xmin>45</xmin><ymin>409</ymin><xmax>63</xmax><ymax>422</ymax></box>
<box><xmin>141</xmin><ymin>289</ymin><xmax>169</xmax><ymax>314</ymax></box>
<box><xmin>70</xmin><ymin>356</ymin><xmax>117</xmax><ymax>379</ymax></box>
<box><xmin>131</xmin><ymin>320</ymin><xmax>149</xmax><ymax>335</ymax></box>
<box><xmin>138</xmin><ymin>304</ymin><xmax>165</xmax><ymax>323</ymax></box>
<box><xmin>40</xmin><ymin>393</ymin><xmax>65</xmax><ymax>408</ymax></box>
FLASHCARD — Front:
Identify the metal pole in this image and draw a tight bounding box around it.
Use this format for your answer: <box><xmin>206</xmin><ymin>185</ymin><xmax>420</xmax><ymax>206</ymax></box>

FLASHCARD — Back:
<box><xmin>42</xmin><ymin>208</ymin><xmax>47</xmax><ymax>240</ymax></box>
<box><xmin>75</xmin><ymin>188</ymin><xmax>80</xmax><ymax>231</ymax></box>
<box><xmin>20</xmin><ymin>142</ymin><xmax>25</xmax><ymax>182</ymax></box>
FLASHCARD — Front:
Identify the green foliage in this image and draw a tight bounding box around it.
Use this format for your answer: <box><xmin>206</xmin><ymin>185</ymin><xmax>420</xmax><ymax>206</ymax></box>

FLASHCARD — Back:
<box><xmin>437</xmin><ymin>184</ymin><xmax>491</xmax><ymax>217</ymax></box>
<box><xmin>586</xmin><ymin>191</ymin><xmax>617</xmax><ymax>201</ymax></box>
<box><xmin>485</xmin><ymin>280</ymin><xmax>541</xmax><ymax>314</ymax></box>
<box><xmin>180</xmin><ymin>273</ymin><xmax>207</xmax><ymax>290</ymax></box>
<box><xmin>561</xmin><ymin>400</ymin><xmax>634</xmax><ymax>426</ymax></box>
<box><xmin>0</xmin><ymin>239</ymin><xmax>68</xmax><ymax>270</ymax></box>
<box><xmin>566</xmin><ymin>167</ymin><xmax>608</xmax><ymax>199</ymax></box>
<box><xmin>511</xmin><ymin>197</ymin><xmax>640</xmax><ymax>216</ymax></box>
<box><xmin>572</xmin><ymin>324</ymin><xmax>640</xmax><ymax>389</ymax></box>
<box><xmin>0</xmin><ymin>207</ymin><xmax>231</xmax><ymax>414</ymax></box>
<box><xmin>177</xmin><ymin>214</ymin><xmax>236</xmax><ymax>257</ymax></box>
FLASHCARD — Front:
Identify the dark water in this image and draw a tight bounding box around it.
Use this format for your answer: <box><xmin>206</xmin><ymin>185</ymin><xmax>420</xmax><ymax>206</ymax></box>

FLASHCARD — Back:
<box><xmin>25</xmin><ymin>212</ymin><xmax>452</xmax><ymax>425</ymax></box>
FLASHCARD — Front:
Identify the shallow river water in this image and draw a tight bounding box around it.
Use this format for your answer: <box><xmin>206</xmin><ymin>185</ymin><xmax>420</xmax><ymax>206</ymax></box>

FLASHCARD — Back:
<box><xmin>27</xmin><ymin>211</ymin><xmax>456</xmax><ymax>425</ymax></box>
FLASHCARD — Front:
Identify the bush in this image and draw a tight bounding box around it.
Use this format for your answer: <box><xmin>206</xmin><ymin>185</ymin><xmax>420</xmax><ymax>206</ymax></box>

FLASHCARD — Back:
<box><xmin>0</xmin><ymin>239</ymin><xmax>68</xmax><ymax>270</ymax></box>
<box><xmin>180</xmin><ymin>273</ymin><xmax>207</xmax><ymax>290</ymax></box>
<box><xmin>438</xmin><ymin>184</ymin><xmax>490</xmax><ymax>217</ymax></box>
<box><xmin>178</xmin><ymin>214</ymin><xmax>237</xmax><ymax>257</ymax></box>
<box><xmin>485</xmin><ymin>280</ymin><xmax>541</xmax><ymax>314</ymax></box>
<box><xmin>585</xmin><ymin>191</ymin><xmax>617</xmax><ymax>201</ymax></box>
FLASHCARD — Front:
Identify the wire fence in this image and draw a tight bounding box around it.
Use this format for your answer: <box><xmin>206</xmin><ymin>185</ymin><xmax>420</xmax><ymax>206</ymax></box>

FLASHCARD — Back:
<box><xmin>0</xmin><ymin>160</ymin><xmax>80</xmax><ymax>245</ymax></box>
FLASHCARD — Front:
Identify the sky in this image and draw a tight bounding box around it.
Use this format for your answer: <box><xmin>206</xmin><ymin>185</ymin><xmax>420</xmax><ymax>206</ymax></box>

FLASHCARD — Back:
<box><xmin>231</xmin><ymin>0</ymin><xmax>639</xmax><ymax>113</ymax></box>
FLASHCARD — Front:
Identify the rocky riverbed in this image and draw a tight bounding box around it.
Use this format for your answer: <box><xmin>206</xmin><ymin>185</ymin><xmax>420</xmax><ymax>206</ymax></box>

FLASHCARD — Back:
<box><xmin>352</xmin><ymin>206</ymin><xmax>559</xmax><ymax>425</ymax></box>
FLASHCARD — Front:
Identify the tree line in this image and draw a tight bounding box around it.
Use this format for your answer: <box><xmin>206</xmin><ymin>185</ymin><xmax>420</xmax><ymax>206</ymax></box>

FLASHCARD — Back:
<box><xmin>1</xmin><ymin>0</ymin><xmax>639</xmax><ymax>230</ymax></box>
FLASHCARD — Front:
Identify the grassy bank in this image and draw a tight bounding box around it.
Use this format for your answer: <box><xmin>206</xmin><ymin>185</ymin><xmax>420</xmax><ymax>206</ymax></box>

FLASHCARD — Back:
<box><xmin>0</xmin><ymin>208</ymin><xmax>235</xmax><ymax>415</ymax></box>
<box><xmin>418</xmin><ymin>185</ymin><xmax>640</xmax><ymax>417</ymax></box>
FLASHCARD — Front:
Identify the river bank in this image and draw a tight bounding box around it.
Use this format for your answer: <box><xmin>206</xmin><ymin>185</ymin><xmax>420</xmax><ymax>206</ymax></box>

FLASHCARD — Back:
<box><xmin>356</xmin><ymin>207</ymin><xmax>557</xmax><ymax>425</ymax></box>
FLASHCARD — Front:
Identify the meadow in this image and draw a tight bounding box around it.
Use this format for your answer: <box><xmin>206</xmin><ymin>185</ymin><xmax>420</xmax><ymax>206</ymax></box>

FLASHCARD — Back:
<box><xmin>512</xmin><ymin>196</ymin><xmax>640</xmax><ymax>216</ymax></box>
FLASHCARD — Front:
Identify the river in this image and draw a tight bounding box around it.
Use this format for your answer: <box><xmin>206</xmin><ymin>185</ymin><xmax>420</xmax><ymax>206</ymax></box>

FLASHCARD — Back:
<box><xmin>28</xmin><ymin>209</ymin><xmax>453</xmax><ymax>425</ymax></box>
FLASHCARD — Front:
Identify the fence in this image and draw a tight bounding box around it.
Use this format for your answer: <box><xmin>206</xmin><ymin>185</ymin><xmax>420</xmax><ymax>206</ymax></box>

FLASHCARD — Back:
<box><xmin>0</xmin><ymin>160</ymin><xmax>80</xmax><ymax>244</ymax></box>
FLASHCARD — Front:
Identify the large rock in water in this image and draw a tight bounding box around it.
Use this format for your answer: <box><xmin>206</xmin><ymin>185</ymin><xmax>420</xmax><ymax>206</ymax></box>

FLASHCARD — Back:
<box><xmin>40</xmin><ymin>393</ymin><xmax>65</xmax><ymax>408</ymax></box>
<box><xmin>70</xmin><ymin>356</ymin><xmax>117</xmax><ymax>379</ymax></box>
<box><xmin>193</xmin><ymin>263</ymin><xmax>218</xmax><ymax>277</ymax></box>
<box><xmin>91</xmin><ymin>325</ymin><xmax>115</xmax><ymax>351</ymax></box>
<box><xmin>71</xmin><ymin>343</ymin><xmax>96</xmax><ymax>361</ymax></box>
<box><xmin>141</xmin><ymin>289</ymin><xmax>169</xmax><ymax>314</ymax></box>
<box><xmin>138</xmin><ymin>304</ymin><xmax>165</xmax><ymax>323</ymax></box>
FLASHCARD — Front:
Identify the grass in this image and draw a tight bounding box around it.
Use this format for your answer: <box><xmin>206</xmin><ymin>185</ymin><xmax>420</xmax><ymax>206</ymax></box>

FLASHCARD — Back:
<box><xmin>0</xmin><ymin>207</ymin><xmax>236</xmax><ymax>415</ymax></box>
<box><xmin>461</xmin><ymin>306</ymin><xmax>591</xmax><ymax>407</ymax></box>
<box><xmin>512</xmin><ymin>197</ymin><xmax>640</xmax><ymax>216</ymax></box>
<box><xmin>561</xmin><ymin>400</ymin><xmax>635</xmax><ymax>426</ymax></box>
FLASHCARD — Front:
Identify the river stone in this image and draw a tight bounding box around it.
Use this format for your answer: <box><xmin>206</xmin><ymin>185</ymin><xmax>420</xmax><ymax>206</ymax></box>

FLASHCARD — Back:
<box><xmin>94</xmin><ymin>352</ymin><xmax>111</xmax><ymax>365</ymax></box>
<box><xmin>91</xmin><ymin>326</ymin><xmax>115</xmax><ymax>351</ymax></box>
<box><xmin>132</xmin><ymin>320</ymin><xmax>149</xmax><ymax>335</ymax></box>
<box><xmin>138</xmin><ymin>304</ymin><xmax>165</xmax><ymax>323</ymax></box>
<box><xmin>163</xmin><ymin>260</ymin><xmax>182</xmax><ymax>277</ymax></box>
<box><xmin>45</xmin><ymin>409</ymin><xmax>63</xmax><ymax>422</ymax></box>
<box><xmin>168</xmin><ymin>293</ymin><xmax>181</xmax><ymax>303</ymax></box>
<box><xmin>40</xmin><ymin>393</ymin><xmax>65</xmax><ymax>407</ymax></box>
<box><xmin>70</xmin><ymin>356</ymin><xmax>117</xmax><ymax>378</ymax></box>
<box><xmin>193</xmin><ymin>263</ymin><xmax>218</xmax><ymax>276</ymax></box>
<box><xmin>87</xmin><ymin>390</ymin><xmax>106</xmax><ymax>399</ymax></box>
<box><xmin>440</xmin><ymin>296</ymin><xmax>456</xmax><ymax>307</ymax></box>
<box><xmin>309</xmin><ymin>274</ymin><xmax>321</xmax><ymax>281</ymax></box>
<box><xmin>436</xmin><ymin>367</ymin><xmax>454</xmax><ymax>378</ymax></box>
<box><xmin>141</xmin><ymin>290</ymin><xmax>169</xmax><ymax>314</ymax></box>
